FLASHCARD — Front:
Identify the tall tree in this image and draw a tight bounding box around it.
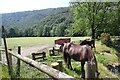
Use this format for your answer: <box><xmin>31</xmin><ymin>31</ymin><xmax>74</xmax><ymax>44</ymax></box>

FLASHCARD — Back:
<box><xmin>70</xmin><ymin>2</ymin><xmax>119</xmax><ymax>39</ymax></box>
<box><xmin>50</xmin><ymin>26</ymin><xmax>57</xmax><ymax>37</ymax></box>
<box><xmin>24</xmin><ymin>28</ymin><xmax>34</xmax><ymax>37</ymax></box>
<box><xmin>8</xmin><ymin>28</ymin><xmax>17</xmax><ymax>37</ymax></box>
<box><xmin>42</xmin><ymin>25</ymin><xmax>50</xmax><ymax>37</ymax></box>
<box><xmin>55</xmin><ymin>23</ymin><xmax>66</xmax><ymax>36</ymax></box>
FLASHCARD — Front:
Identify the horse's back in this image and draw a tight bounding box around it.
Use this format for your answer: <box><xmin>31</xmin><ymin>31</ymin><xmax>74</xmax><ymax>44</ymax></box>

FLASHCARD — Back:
<box><xmin>69</xmin><ymin>44</ymin><xmax>89</xmax><ymax>61</ymax></box>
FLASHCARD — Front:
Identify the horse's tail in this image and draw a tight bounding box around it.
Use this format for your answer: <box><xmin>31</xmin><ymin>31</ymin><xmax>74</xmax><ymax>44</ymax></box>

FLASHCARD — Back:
<box><xmin>63</xmin><ymin>43</ymin><xmax>72</xmax><ymax>65</ymax></box>
<box><xmin>62</xmin><ymin>43</ymin><xmax>67</xmax><ymax>64</ymax></box>
<box><xmin>63</xmin><ymin>47</ymin><xmax>67</xmax><ymax>64</ymax></box>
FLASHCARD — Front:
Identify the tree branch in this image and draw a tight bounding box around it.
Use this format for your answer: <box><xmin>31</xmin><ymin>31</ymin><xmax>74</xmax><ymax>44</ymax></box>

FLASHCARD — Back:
<box><xmin>87</xmin><ymin>3</ymin><xmax>92</xmax><ymax>24</ymax></box>
<box><xmin>95</xmin><ymin>4</ymin><xmax>109</xmax><ymax>30</ymax></box>
<box><xmin>95</xmin><ymin>2</ymin><xmax>101</xmax><ymax>15</ymax></box>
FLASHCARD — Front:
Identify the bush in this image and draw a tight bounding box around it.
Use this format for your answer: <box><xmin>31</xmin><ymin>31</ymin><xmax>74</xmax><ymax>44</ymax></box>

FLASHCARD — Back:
<box><xmin>100</xmin><ymin>33</ymin><xmax>111</xmax><ymax>46</ymax></box>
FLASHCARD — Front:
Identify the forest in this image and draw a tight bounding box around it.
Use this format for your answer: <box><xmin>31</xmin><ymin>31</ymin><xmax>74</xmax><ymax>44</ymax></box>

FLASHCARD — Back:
<box><xmin>2</xmin><ymin>2</ymin><xmax>120</xmax><ymax>38</ymax></box>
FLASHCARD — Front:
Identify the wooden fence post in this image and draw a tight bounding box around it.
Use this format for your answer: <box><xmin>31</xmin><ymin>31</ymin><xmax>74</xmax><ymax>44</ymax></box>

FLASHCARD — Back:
<box><xmin>91</xmin><ymin>62</ymin><xmax>96</xmax><ymax>78</ymax></box>
<box><xmin>2</xmin><ymin>26</ymin><xmax>13</xmax><ymax>78</ymax></box>
<box><xmin>85</xmin><ymin>62</ymin><xmax>96</xmax><ymax>79</ymax></box>
<box><xmin>85</xmin><ymin>62</ymin><xmax>92</xmax><ymax>79</ymax></box>
<box><xmin>8</xmin><ymin>51</ymin><xmax>13</xmax><ymax>77</ymax></box>
<box><xmin>16</xmin><ymin>46</ymin><xmax>21</xmax><ymax>77</ymax></box>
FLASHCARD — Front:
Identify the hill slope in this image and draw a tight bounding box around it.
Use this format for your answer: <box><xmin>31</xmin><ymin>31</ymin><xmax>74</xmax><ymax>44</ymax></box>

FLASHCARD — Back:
<box><xmin>2</xmin><ymin>7</ymin><xmax>73</xmax><ymax>37</ymax></box>
<box><xmin>2</xmin><ymin>7</ymin><xmax>72</xmax><ymax>29</ymax></box>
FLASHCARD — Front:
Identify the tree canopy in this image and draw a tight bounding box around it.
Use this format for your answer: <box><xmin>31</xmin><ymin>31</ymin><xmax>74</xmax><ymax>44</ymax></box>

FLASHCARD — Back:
<box><xmin>68</xmin><ymin>2</ymin><xmax>119</xmax><ymax>38</ymax></box>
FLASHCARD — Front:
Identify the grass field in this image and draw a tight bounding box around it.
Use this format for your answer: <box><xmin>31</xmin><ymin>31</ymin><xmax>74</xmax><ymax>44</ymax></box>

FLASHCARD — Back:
<box><xmin>0</xmin><ymin>37</ymin><xmax>119</xmax><ymax>79</ymax></box>
<box><xmin>2</xmin><ymin>37</ymin><xmax>90</xmax><ymax>49</ymax></box>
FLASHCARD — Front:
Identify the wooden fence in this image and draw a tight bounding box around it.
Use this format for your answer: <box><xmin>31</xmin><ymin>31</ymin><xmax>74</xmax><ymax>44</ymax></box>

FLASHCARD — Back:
<box><xmin>2</xmin><ymin>47</ymin><xmax>75</xmax><ymax>79</ymax></box>
<box><xmin>1</xmin><ymin>46</ymin><xmax>74</xmax><ymax>79</ymax></box>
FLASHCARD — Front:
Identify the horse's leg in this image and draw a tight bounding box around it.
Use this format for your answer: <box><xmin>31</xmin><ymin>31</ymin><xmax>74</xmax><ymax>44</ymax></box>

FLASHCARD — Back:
<box><xmin>64</xmin><ymin>53</ymin><xmax>70</xmax><ymax>69</ymax></box>
<box><xmin>67</xmin><ymin>56</ymin><xmax>69</xmax><ymax>69</ymax></box>
<box><xmin>81</xmin><ymin>60</ymin><xmax>85</xmax><ymax>79</ymax></box>
<box><xmin>65</xmin><ymin>53</ymin><xmax>69</xmax><ymax>69</ymax></box>
<box><xmin>68</xmin><ymin>56</ymin><xmax>73</xmax><ymax>70</ymax></box>
<box><xmin>67</xmin><ymin>55</ymin><xmax>70</xmax><ymax>69</ymax></box>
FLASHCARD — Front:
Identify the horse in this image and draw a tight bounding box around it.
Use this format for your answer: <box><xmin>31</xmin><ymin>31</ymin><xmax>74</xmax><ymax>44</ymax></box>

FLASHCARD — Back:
<box><xmin>80</xmin><ymin>39</ymin><xmax>95</xmax><ymax>50</ymax></box>
<box><xmin>62</xmin><ymin>43</ymin><xmax>99</xmax><ymax>79</ymax></box>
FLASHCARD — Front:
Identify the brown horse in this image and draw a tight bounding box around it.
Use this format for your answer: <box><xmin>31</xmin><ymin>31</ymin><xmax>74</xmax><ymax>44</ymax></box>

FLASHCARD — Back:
<box><xmin>62</xmin><ymin>43</ymin><xmax>99</xmax><ymax>78</ymax></box>
<box><xmin>80</xmin><ymin>39</ymin><xmax>95</xmax><ymax>50</ymax></box>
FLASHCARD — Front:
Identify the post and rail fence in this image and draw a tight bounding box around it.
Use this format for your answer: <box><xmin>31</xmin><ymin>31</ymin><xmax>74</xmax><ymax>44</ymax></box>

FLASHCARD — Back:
<box><xmin>0</xmin><ymin>46</ymin><xmax>74</xmax><ymax>79</ymax></box>
<box><xmin>1</xmin><ymin>26</ymin><xmax>74</xmax><ymax>79</ymax></box>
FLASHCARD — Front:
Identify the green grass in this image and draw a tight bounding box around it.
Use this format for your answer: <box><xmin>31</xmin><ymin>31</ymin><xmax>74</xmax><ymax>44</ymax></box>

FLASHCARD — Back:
<box><xmin>96</xmin><ymin>53</ymin><xmax>118</xmax><ymax>66</ymax></box>
<box><xmin>1</xmin><ymin>37</ymin><xmax>119</xmax><ymax>79</ymax></box>
<box><xmin>0</xmin><ymin>65</ymin><xmax>10</xmax><ymax>78</ymax></box>
<box><xmin>95</xmin><ymin>40</ymin><xmax>117</xmax><ymax>54</ymax></box>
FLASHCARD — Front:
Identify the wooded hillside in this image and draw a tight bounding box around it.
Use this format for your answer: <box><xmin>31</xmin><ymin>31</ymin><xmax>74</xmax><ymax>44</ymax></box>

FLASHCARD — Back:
<box><xmin>2</xmin><ymin>7</ymin><xmax>73</xmax><ymax>37</ymax></box>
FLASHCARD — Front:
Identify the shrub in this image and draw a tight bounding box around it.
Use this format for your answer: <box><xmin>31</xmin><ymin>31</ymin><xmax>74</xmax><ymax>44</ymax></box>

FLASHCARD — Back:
<box><xmin>100</xmin><ymin>33</ymin><xmax>111</xmax><ymax>46</ymax></box>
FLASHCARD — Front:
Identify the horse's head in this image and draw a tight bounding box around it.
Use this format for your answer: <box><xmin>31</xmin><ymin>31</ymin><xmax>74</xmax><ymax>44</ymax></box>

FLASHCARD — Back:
<box><xmin>80</xmin><ymin>40</ymin><xmax>87</xmax><ymax>45</ymax></box>
<box><xmin>80</xmin><ymin>39</ymin><xmax>95</xmax><ymax>50</ymax></box>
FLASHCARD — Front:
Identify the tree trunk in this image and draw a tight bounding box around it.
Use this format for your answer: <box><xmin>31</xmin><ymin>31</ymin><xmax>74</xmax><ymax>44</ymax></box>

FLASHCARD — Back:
<box><xmin>91</xmin><ymin>3</ymin><xmax>95</xmax><ymax>40</ymax></box>
<box><xmin>91</xmin><ymin>27</ymin><xmax>95</xmax><ymax>40</ymax></box>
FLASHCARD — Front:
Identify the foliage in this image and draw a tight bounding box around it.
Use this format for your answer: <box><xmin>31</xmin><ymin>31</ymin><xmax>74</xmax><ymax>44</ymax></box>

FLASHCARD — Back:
<box><xmin>69</xmin><ymin>2</ymin><xmax>119</xmax><ymax>38</ymax></box>
<box><xmin>100</xmin><ymin>33</ymin><xmax>111</xmax><ymax>46</ymax></box>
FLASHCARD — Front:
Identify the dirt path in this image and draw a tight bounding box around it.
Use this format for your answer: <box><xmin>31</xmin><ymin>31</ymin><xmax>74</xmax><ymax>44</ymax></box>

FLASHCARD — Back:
<box><xmin>1</xmin><ymin>44</ymin><xmax>54</xmax><ymax>64</ymax></box>
<box><xmin>19</xmin><ymin>44</ymin><xmax>53</xmax><ymax>57</ymax></box>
